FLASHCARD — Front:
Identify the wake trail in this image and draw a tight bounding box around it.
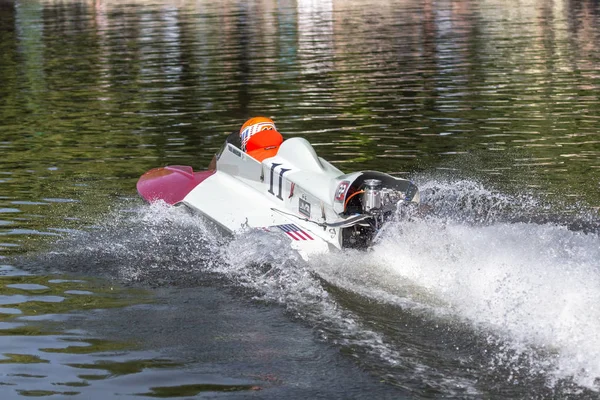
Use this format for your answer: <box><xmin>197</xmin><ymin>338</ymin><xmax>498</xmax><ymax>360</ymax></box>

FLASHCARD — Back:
<box><xmin>316</xmin><ymin>178</ymin><xmax>600</xmax><ymax>391</ymax></box>
<box><xmin>21</xmin><ymin>180</ymin><xmax>600</xmax><ymax>394</ymax></box>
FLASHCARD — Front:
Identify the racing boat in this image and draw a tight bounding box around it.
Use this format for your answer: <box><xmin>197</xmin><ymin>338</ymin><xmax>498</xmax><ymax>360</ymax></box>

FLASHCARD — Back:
<box><xmin>137</xmin><ymin>137</ymin><xmax>420</xmax><ymax>260</ymax></box>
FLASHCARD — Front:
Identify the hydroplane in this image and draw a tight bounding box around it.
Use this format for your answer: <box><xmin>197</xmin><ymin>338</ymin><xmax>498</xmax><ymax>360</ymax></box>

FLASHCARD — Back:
<box><xmin>137</xmin><ymin>137</ymin><xmax>420</xmax><ymax>260</ymax></box>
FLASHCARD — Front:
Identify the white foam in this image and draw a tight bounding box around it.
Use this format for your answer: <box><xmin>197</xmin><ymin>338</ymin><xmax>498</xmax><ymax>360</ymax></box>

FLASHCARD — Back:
<box><xmin>325</xmin><ymin>186</ymin><xmax>600</xmax><ymax>390</ymax></box>
<box><xmin>100</xmin><ymin>193</ymin><xmax>600</xmax><ymax>391</ymax></box>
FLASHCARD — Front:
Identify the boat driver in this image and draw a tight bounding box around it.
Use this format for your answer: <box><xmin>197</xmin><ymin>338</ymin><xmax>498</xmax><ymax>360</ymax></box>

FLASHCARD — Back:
<box><xmin>208</xmin><ymin>116</ymin><xmax>283</xmax><ymax>169</ymax></box>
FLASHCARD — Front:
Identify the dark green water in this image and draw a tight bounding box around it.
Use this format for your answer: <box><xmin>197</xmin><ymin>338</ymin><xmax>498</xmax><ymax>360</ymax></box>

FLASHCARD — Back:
<box><xmin>1</xmin><ymin>0</ymin><xmax>599</xmax><ymax>398</ymax></box>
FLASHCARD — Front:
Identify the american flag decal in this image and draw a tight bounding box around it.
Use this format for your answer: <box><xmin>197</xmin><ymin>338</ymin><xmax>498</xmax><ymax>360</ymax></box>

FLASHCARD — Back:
<box><xmin>277</xmin><ymin>224</ymin><xmax>314</xmax><ymax>241</ymax></box>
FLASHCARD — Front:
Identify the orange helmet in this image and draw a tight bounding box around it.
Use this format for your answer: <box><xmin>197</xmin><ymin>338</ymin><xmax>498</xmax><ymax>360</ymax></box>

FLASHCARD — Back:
<box><xmin>240</xmin><ymin>116</ymin><xmax>275</xmax><ymax>134</ymax></box>
<box><xmin>240</xmin><ymin>117</ymin><xmax>283</xmax><ymax>161</ymax></box>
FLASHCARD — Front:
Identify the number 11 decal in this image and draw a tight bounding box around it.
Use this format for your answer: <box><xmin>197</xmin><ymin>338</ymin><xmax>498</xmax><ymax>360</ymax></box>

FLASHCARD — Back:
<box><xmin>268</xmin><ymin>163</ymin><xmax>291</xmax><ymax>200</ymax></box>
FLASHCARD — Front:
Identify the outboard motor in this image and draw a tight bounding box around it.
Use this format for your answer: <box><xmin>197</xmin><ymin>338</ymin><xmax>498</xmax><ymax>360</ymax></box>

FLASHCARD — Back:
<box><xmin>340</xmin><ymin>172</ymin><xmax>419</xmax><ymax>249</ymax></box>
<box><xmin>362</xmin><ymin>179</ymin><xmax>382</xmax><ymax>213</ymax></box>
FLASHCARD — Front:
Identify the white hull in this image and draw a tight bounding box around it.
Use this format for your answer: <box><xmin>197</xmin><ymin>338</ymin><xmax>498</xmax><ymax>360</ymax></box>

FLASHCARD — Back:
<box><xmin>138</xmin><ymin>137</ymin><xmax>419</xmax><ymax>261</ymax></box>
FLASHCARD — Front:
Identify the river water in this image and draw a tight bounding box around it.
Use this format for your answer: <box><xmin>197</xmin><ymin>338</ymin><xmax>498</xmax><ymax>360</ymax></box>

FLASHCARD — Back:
<box><xmin>1</xmin><ymin>0</ymin><xmax>599</xmax><ymax>398</ymax></box>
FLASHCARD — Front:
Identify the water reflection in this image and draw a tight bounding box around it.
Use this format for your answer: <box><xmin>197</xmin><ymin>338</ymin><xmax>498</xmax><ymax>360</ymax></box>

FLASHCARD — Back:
<box><xmin>0</xmin><ymin>270</ymin><xmax>194</xmax><ymax>397</ymax></box>
<box><xmin>1</xmin><ymin>0</ymin><xmax>598</xmax><ymax>191</ymax></box>
<box><xmin>298</xmin><ymin>0</ymin><xmax>333</xmax><ymax>75</ymax></box>
<box><xmin>0</xmin><ymin>0</ymin><xmax>599</xmax><ymax>397</ymax></box>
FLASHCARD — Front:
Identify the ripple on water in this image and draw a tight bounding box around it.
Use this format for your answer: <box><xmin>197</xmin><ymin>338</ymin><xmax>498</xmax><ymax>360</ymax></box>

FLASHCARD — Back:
<box><xmin>0</xmin><ymin>295</ymin><xmax>65</xmax><ymax>306</ymax></box>
<box><xmin>5</xmin><ymin>284</ymin><xmax>49</xmax><ymax>291</ymax></box>
<box><xmin>64</xmin><ymin>290</ymin><xmax>94</xmax><ymax>296</ymax></box>
<box><xmin>0</xmin><ymin>308</ymin><xmax>22</xmax><ymax>315</ymax></box>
